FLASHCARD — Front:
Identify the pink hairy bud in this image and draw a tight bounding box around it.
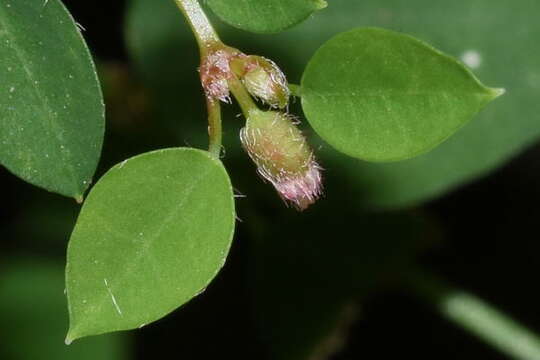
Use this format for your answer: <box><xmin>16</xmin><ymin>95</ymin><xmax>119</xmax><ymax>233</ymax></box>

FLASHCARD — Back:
<box><xmin>230</xmin><ymin>56</ymin><xmax>290</xmax><ymax>109</ymax></box>
<box><xmin>240</xmin><ymin>110</ymin><xmax>323</xmax><ymax>211</ymax></box>
<box><xmin>199</xmin><ymin>47</ymin><xmax>245</xmax><ymax>102</ymax></box>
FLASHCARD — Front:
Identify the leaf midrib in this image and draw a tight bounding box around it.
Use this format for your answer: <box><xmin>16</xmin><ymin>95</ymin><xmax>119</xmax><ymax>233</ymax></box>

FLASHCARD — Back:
<box><xmin>303</xmin><ymin>89</ymin><xmax>492</xmax><ymax>99</ymax></box>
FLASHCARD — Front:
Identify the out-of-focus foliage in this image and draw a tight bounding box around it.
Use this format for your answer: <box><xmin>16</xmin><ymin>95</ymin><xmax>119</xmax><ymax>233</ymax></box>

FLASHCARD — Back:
<box><xmin>0</xmin><ymin>260</ymin><xmax>128</xmax><ymax>360</ymax></box>
<box><xmin>247</xmin><ymin>207</ymin><xmax>433</xmax><ymax>359</ymax></box>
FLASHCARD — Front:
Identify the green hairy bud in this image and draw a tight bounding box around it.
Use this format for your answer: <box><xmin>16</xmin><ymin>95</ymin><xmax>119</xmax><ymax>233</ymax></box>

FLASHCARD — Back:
<box><xmin>240</xmin><ymin>109</ymin><xmax>322</xmax><ymax>210</ymax></box>
<box><xmin>231</xmin><ymin>56</ymin><xmax>290</xmax><ymax>109</ymax></box>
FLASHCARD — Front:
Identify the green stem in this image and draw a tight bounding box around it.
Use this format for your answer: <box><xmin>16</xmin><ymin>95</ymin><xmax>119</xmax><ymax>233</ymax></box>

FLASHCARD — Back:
<box><xmin>174</xmin><ymin>0</ymin><xmax>224</xmax><ymax>155</ymax></box>
<box><xmin>405</xmin><ymin>268</ymin><xmax>540</xmax><ymax>360</ymax></box>
<box><xmin>173</xmin><ymin>0</ymin><xmax>220</xmax><ymax>56</ymax></box>
<box><xmin>288</xmin><ymin>83</ymin><xmax>302</xmax><ymax>98</ymax></box>
<box><xmin>174</xmin><ymin>0</ymin><xmax>261</xmax><ymax>153</ymax></box>
<box><xmin>206</xmin><ymin>98</ymin><xmax>222</xmax><ymax>158</ymax></box>
<box><xmin>228</xmin><ymin>77</ymin><xmax>259</xmax><ymax>115</ymax></box>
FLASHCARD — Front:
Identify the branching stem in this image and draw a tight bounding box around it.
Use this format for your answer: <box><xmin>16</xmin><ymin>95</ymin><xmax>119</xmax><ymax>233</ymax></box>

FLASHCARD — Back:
<box><xmin>174</xmin><ymin>0</ymin><xmax>261</xmax><ymax>157</ymax></box>
<box><xmin>228</xmin><ymin>77</ymin><xmax>259</xmax><ymax>115</ymax></box>
<box><xmin>174</xmin><ymin>0</ymin><xmax>224</xmax><ymax>158</ymax></box>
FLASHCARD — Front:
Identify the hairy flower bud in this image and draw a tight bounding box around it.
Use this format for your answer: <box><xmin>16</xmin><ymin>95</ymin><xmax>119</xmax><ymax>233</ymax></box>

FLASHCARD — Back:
<box><xmin>199</xmin><ymin>47</ymin><xmax>243</xmax><ymax>102</ymax></box>
<box><xmin>231</xmin><ymin>56</ymin><xmax>290</xmax><ymax>109</ymax></box>
<box><xmin>240</xmin><ymin>110</ymin><xmax>322</xmax><ymax>210</ymax></box>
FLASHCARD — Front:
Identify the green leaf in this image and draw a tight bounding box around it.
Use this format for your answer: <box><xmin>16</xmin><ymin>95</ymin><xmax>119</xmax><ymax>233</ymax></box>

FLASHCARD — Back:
<box><xmin>258</xmin><ymin>0</ymin><xmax>540</xmax><ymax>208</ymax></box>
<box><xmin>0</xmin><ymin>0</ymin><xmax>104</xmax><ymax>200</ymax></box>
<box><xmin>65</xmin><ymin>148</ymin><xmax>235</xmax><ymax>342</ymax></box>
<box><xmin>0</xmin><ymin>259</ymin><xmax>128</xmax><ymax>360</ymax></box>
<box><xmin>301</xmin><ymin>27</ymin><xmax>503</xmax><ymax>162</ymax></box>
<box><xmin>205</xmin><ymin>0</ymin><xmax>327</xmax><ymax>34</ymax></box>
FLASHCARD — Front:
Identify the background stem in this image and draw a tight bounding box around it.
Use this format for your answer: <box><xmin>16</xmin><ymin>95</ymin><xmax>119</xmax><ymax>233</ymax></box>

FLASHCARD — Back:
<box><xmin>405</xmin><ymin>268</ymin><xmax>540</xmax><ymax>360</ymax></box>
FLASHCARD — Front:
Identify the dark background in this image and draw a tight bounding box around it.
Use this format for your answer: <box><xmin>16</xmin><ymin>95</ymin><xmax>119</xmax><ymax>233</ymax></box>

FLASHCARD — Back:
<box><xmin>2</xmin><ymin>1</ymin><xmax>540</xmax><ymax>359</ymax></box>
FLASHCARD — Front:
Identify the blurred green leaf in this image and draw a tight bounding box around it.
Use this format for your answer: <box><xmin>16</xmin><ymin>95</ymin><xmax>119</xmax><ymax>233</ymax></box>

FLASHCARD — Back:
<box><xmin>302</xmin><ymin>27</ymin><xmax>502</xmax><ymax>162</ymax></box>
<box><xmin>0</xmin><ymin>259</ymin><xmax>128</xmax><ymax>360</ymax></box>
<box><xmin>66</xmin><ymin>148</ymin><xmax>235</xmax><ymax>342</ymax></box>
<box><xmin>0</xmin><ymin>0</ymin><xmax>104</xmax><ymax>200</ymax></box>
<box><xmin>205</xmin><ymin>0</ymin><xmax>327</xmax><ymax>34</ymax></box>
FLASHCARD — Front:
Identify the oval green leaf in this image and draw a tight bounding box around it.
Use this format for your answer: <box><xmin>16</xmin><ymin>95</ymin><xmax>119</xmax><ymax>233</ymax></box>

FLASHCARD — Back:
<box><xmin>65</xmin><ymin>148</ymin><xmax>235</xmax><ymax>342</ymax></box>
<box><xmin>0</xmin><ymin>0</ymin><xmax>104</xmax><ymax>199</ymax></box>
<box><xmin>301</xmin><ymin>27</ymin><xmax>503</xmax><ymax>162</ymax></box>
<box><xmin>206</xmin><ymin>0</ymin><xmax>327</xmax><ymax>34</ymax></box>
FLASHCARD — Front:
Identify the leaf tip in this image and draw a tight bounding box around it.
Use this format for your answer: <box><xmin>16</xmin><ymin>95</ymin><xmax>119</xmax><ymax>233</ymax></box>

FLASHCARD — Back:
<box><xmin>490</xmin><ymin>87</ymin><xmax>506</xmax><ymax>99</ymax></box>
<box><xmin>75</xmin><ymin>194</ymin><xmax>84</xmax><ymax>204</ymax></box>
<box><xmin>315</xmin><ymin>0</ymin><xmax>328</xmax><ymax>10</ymax></box>
<box><xmin>65</xmin><ymin>323</ymin><xmax>83</xmax><ymax>345</ymax></box>
<box><xmin>64</xmin><ymin>335</ymin><xmax>73</xmax><ymax>345</ymax></box>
